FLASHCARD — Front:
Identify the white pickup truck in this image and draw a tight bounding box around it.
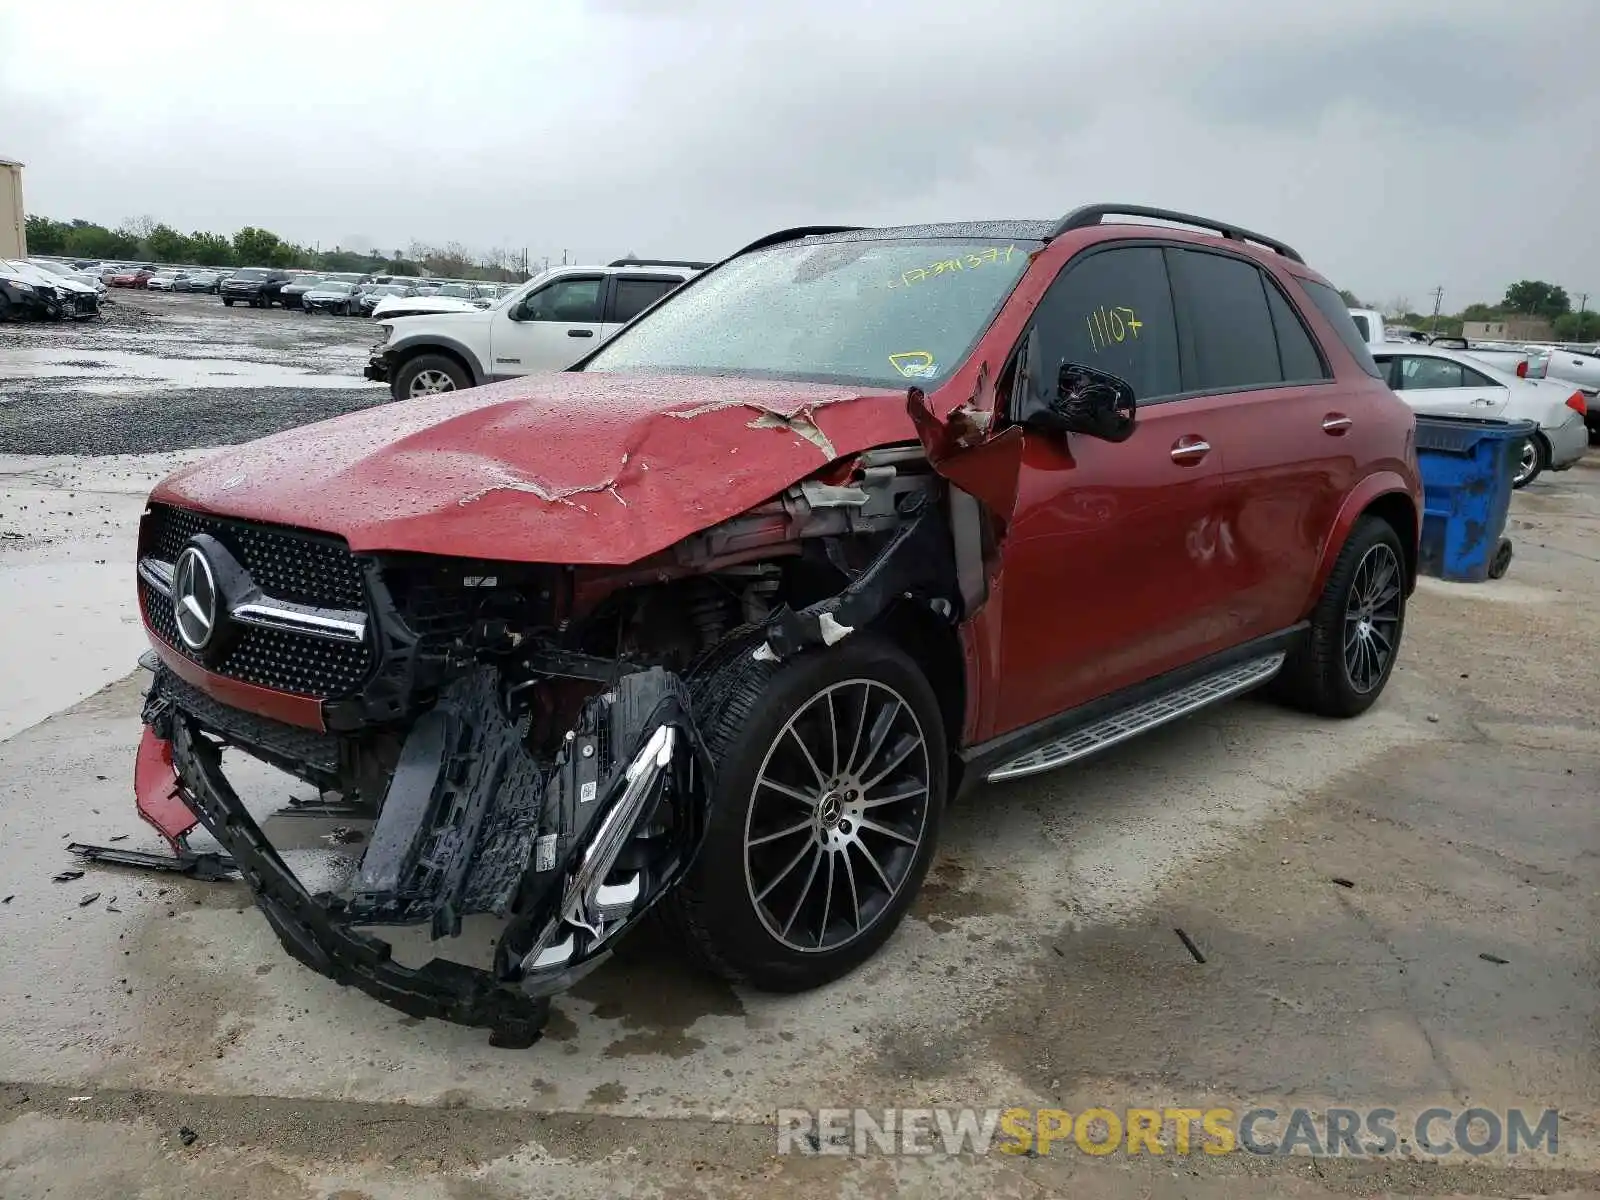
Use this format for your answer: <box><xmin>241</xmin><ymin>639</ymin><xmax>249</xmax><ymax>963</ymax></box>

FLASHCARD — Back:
<box><xmin>1349</xmin><ymin>308</ymin><xmax>1538</xmax><ymax>378</ymax></box>
<box><xmin>1542</xmin><ymin>347</ymin><xmax>1600</xmax><ymax>439</ymax></box>
<box><xmin>364</xmin><ymin>258</ymin><xmax>706</xmax><ymax>401</ymax></box>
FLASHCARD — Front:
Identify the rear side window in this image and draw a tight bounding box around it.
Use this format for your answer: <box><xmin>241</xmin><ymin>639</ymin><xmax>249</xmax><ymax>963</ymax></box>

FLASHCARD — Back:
<box><xmin>1297</xmin><ymin>278</ymin><xmax>1384</xmax><ymax>378</ymax></box>
<box><xmin>1168</xmin><ymin>249</ymin><xmax>1282</xmax><ymax>390</ymax></box>
<box><xmin>610</xmin><ymin>276</ymin><xmax>679</xmax><ymax>323</ymax></box>
<box><xmin>1351</xmin><ymin>314</ymin><xmax>1371</xmax><ymax>341</ymax></box>
<box><xmin>1025</xmin><ymin>245</ymin><xmax>1181</xmax><ymax>402</ymax></box>
<box><xmin>1264</xmin><ymin>280</ymin><xmax>1329</xmax><ymax>382</ymax></box>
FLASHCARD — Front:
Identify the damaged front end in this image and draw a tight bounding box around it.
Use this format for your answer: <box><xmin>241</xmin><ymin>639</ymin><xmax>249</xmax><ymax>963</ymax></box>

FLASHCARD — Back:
<box><xmin>132</xmin><ymin>439</ymin><xmax>970</xmax><ymax>1043</ymax></box>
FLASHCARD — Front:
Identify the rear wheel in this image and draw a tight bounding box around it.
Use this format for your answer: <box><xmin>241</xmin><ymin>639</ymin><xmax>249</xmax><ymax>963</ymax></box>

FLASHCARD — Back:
<box><xmin>663</xmin><ymin>633</ymin><xmax>946</xmax><ymax>991</ymax></box>
<box><xmin>1512</xmin><ymin>434</ymin><xmax>1547</xmax><ymax>489</ymax></box>
<box><xmin>222</xmin><ymin>297</ymin><xmax>234</xmax><ymax>307</ymax></box>
<box><xmin>393</xmin><ymin>353</ymin><xmax>470</xmax><ymax>400</ymax></box>
<box><xmin>1271</xmin><ymin>515</ymin><xmax>1406</xmax><ymax>718</ymax></box>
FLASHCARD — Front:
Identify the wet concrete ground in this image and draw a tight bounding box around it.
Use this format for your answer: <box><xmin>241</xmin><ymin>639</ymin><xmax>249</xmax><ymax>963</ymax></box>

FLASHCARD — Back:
<box><xmin>0</xmin><ymin>290</ymin><xmax>385</xmax><ymax>454</ymax></box>
<box><xmin>0</xmin><ymin>307</ymin><xmax>1596</xmax><ymax>1196</ymax></box>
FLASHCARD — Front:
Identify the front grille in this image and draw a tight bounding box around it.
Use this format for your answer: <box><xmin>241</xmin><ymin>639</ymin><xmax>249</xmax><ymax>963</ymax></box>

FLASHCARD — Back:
<box><xmin>148</xmin><ymin>505</ymin><xmax>366</xmax><ymax>609</ymax></box>
<box><xmin>142</xmin><ymin>505</ymin><xmax>375</xmax><ymax>699</ymax></box>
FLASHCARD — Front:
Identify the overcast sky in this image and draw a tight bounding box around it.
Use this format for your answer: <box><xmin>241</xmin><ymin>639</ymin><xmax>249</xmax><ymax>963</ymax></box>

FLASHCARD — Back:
<box><xmin>3</xmin><ymin>0</ymin><xmax>1596</xmax><ymax>308</ymax></box>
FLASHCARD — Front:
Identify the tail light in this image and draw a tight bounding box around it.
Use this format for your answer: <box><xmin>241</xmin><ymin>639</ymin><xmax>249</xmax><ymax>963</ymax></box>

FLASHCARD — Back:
<box><xmin>1516</xmin><ymin>360</ymin><xmax>1528</xmax><ymax>378</ymax></box>
<box><xmin>1567</xmin><ymin>391</ymin><xmax>1587</xmax><ymax>416</ymax></box>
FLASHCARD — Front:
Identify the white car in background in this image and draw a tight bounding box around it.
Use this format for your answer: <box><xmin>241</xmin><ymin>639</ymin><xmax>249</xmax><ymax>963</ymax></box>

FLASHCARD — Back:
<box><xmin>1371</xmin><ymin>344</ymin><xmax>1589</xmax><ymax>488</ymax></box>
<box><xmin>29</xmin><ymin>259</ymin><xmax>109</xmax><ymax>295</ymax></box>
<box><xmin>146</xmin><ymin>269</ymin><xmax>184</xmax><ymax>292</ymax></box>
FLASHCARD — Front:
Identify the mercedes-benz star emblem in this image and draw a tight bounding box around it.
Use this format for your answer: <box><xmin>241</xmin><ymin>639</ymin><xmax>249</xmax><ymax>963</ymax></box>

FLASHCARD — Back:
<box><xmin>172</xmin><ymin>545</ymin><xmax>219</xmax><ymax>651</ymax></box>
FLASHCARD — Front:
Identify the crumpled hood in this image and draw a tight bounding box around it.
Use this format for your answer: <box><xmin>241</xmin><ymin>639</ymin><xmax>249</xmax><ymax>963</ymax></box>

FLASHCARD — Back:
<box><xmin>152</xmin><ymin>372</ymin><xmax>911</xmax><ymax>564</ymax></box>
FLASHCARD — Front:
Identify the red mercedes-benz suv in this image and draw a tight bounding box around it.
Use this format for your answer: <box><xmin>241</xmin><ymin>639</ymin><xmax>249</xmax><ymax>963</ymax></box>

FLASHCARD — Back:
<box><xmin>130</xmin><ymin>204</ymin><xmax>1421</xmax><ymax>1044</ymax></box>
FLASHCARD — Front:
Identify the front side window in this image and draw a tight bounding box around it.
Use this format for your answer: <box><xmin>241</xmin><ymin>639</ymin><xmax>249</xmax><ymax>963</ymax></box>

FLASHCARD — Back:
<box><xmin>1395</xmin><ymin>356</ymin><xmax>1465</xmax><ymax>390</ymax></box>
<box><xmin>519</xmin><ymin>276</ymin><xmax>603</xmax><ymax>323</ymax></box>
<box><xmin>1022</xmin><ymin>245</ymin><xmax>1181</xmax><ymax>402</ymax></box>
<box><xmin>584</xmin><ymin>237</ymin><xmax>1035</xmax><ymax>388</ymax></box>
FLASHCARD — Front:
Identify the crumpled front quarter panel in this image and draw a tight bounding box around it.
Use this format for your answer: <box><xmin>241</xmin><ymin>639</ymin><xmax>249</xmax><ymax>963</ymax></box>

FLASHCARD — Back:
<box><xmin>152</xmin><ymin>374</ymin><xmax>910</xmax><ymax>564</ymax></box>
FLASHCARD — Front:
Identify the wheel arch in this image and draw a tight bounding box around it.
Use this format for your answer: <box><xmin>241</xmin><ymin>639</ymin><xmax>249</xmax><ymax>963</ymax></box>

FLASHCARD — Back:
<box><xmin>387</xmin><ymin>334</ymin><xmax>485</xmax><ymax>385</ymax></box>
<box><xmin>869</xmin><ymin>599</ymin><xmax>966</xmax><ymax>760</ymax></box>
<box><xmin>1305</xmin><ymin>474</ymin><xmax>1419</xmax><ymax>617</ymax></box>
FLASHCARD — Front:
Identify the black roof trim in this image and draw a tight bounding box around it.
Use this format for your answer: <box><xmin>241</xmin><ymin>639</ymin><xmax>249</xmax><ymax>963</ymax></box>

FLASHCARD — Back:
<box><xmin>607</xmin><ymin>257</ymin><xmax>712</xmax><ymax>269</ymax></box>
<box><xmin>1048</xmin><ymin>204</ymin><xmax>1305</xmax><ymax>264</ymax></box>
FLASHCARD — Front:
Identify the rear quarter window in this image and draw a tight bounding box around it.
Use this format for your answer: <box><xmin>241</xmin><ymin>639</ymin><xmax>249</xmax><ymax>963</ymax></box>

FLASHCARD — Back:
<box><xmin>1298</xmin><ymin>278</ymin><xmax>1384</xmax><ymax>379</ymax></box>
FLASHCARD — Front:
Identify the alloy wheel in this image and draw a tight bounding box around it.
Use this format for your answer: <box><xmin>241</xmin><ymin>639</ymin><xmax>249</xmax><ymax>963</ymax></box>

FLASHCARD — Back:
<box><xmin>408</xmin><ymin>369</ymin><xmax>457</xmax><ymax>396</ymax></box>
<box><xmin>1514</xmin><ymin>439</ymin><xmax>1539</xmax><ymax>487</ymax></box>
<box><xmin>743</xmin><ymin>679</ymin><xmax>931</xmax><ymax>953</ymax></box>
<box><xmin>1343</xmin><ymin>543</ymin><xmax>1402</xmax><ymax>694</ymax></box>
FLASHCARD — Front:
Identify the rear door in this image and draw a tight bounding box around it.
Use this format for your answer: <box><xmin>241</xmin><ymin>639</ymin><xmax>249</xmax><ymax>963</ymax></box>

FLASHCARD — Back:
<box><xmin>600</xmin><ymin>273</ymin><xmax>683</xmax><ymax>340</ymax></box>
<box><xmin>1164</xmin><ymin>247</ymin><xmax>1354</xmax><ymax>641</ymax></box>
<box><xmin>488</xmin><ymin>272</ymin><xmax>607</xmax><ymax>375</ymax></box>
<box><xmin>1378</xmin><ymin>353</ymin><xmax>1511</xmax><ymax>418</ymax></box>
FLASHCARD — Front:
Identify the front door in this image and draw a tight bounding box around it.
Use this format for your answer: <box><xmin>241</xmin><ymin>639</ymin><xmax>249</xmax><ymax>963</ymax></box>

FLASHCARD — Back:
<box><xmin>489</xmin><ymin>273</ymin><xmax>606</xmax><ymax>376</ymax></box>
<box><xmin>987</xmin><ymin>244</ymin><xmax>1235</xmax><ymax>736</ymax></box>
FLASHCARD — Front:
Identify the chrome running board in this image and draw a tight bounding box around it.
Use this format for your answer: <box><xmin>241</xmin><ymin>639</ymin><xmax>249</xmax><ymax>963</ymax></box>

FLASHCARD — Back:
<box><xmin>987</xmin><ymin>653</ymin><xmax>1287</xmax><ymax>782</ymax></box>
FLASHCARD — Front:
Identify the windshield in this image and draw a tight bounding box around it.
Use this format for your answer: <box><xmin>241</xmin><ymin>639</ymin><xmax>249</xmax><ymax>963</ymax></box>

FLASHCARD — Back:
<box><xmin>30</xmin><ymin>261</ymin><xmax>69</xmax><ymax>275</ymax></box>
<box><xmin>372</xmin><ymin>285</ymin><xmax>405</xmax><ymax>295</ymax></box>
<box><xmin>317</xmin><ymin>281</ymin><xmax>354</xmax><ymax>294</ymax></box>
<box><xmin>438</xmin><ymin>284</ymin><xmax>470</xmax><ymax>297</ymax></box>
<box><xmin>232</xmin><ymin>269</ymin><xmax>268</xmax><ymax>280</ymax></box>
<box><xmin>585</xmin><ymin>237</ymin><xmax>1035</xmax><ymax>387</ymax></box>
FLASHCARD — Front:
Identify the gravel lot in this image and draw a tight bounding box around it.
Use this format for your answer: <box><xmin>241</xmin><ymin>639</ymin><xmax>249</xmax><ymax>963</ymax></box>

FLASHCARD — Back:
<box><xmin>0</xmin><ymin>299</ymin><xmax>1597</xmax><ymax>1198</ymax></box>
<box><xmin>0</xmin><ymin>290</ymin><xmax>386</xmax><ymax>454</ymax></box>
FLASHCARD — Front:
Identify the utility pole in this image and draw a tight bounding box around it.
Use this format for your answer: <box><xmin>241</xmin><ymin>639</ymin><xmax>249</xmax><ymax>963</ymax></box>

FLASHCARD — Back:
<box><xmin>1576</xmin><ymin>292</ymin><xmax>1590</xmax><ymax>343</ymax></box>
<box><xmin>1427</xmin><ymin>286</ymin><xmax>1444</xmax><ymax>335</ymax></box>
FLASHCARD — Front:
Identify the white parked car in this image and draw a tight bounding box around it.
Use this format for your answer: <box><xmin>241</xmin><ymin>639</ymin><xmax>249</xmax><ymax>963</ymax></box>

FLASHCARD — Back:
<box><xmin>364</xmin><ymin>259</ymin><xmax>706</xmax><ymax>399</ymax></box>
<box><xmin>29</xmin><ymin>259</ymin><xmax>109</xmax><ymax>295</ymax></box>
<box><xmin>1370</xmin><ymin>344</ymin><xmax>1588</xmax><ymax>487</ymax></box>
<box><xmin>146</xmin><ymin>269</ymin><xmax>183</xmax><ymax>292</ymax></box>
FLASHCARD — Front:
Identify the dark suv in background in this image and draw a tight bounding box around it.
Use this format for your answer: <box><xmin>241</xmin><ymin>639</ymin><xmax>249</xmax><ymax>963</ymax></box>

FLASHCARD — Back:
<box><xmin>221</xmin><ymin>268</ymin><xmax>292</xmax><ymax>308</ymax></box>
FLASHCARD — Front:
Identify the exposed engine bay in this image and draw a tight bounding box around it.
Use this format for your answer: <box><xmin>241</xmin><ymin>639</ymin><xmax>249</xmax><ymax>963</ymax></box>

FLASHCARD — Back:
<box><xmin>134</xmin><ymin>443</ymin><xmax>981</xmax><ymax>1043</ymax></box>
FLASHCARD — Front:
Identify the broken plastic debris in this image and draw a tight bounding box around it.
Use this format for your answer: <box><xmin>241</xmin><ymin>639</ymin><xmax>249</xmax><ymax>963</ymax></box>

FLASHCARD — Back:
<box><xmin>817</xmin><ymin>612</ymin><xmax>855</xmax><ymax>646</ymax></box>
<box><xmin>67</xmin><ymin>1096</ymin><xmax>91</xmax><ymax>1103</ymax></box>
<box><xmin>53</xmin><ymin>870</ymin><xmax>85</xmax><ymax>883</ymax></box>
<box><xmin>752</xmin><ymin>643</ymin><xmax>779</xmax><ymax>662</ymax></box>
<box><xmin>79</xmin><ymin>892</ymin><xmax>101</xmax><ymax>907</ymax></box>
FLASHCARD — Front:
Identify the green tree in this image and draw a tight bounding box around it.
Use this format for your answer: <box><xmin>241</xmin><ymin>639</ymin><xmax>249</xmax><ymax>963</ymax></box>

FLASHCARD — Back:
<box><xmin>384</xmin><ymin>258</ymin><xmax>420</xmax><ymax>276</ymax></box>
<box><xmin>188</xmin><ymin>231</ymin><xmax>234</xmax><ymax>265</ymax></box>
<box><xmin>1337</xmin><ymin>288</ymin><xmax>1363</xmax><ymax>308</ymax></box>
<box><xmin>146</xmin><ymin>224</ymin><xmax>194</xmax><ymax>264</ymax></box>
<box><xmin>24</xmin><ymin>215</ymin><xmax>68</xmax><ymax>254</ymax></box>
<box><xmin>1553</xmin><ymin>311</ymin><xmax>1597</xmax><ymax>341</ymax></box>
<box><xmin>1502</xmin><ymin>280</ymin><xmax>1570</xmax><ymax>320</ymax></box>
<box><xmin>231</xmin><ymin>226</ymin><xmax>294</xmax><ymax>267</ymax></box>
<box><xmin>1458</xmin><ymin>302</ymin><xmax>1503</xmax><ymax>322</ymax></box>
<box><xmin>61</xmin><ymin>220</ymin><xmax>140</xmax><ymax>260</ymax></box>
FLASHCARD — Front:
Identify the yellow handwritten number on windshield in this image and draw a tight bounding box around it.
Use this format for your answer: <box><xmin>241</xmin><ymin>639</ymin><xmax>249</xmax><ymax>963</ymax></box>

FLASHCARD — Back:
<box><xmin>1086</xmin><ymin>306</ymin><xmax>1142</xmax><ymax>352</ymax></box>
<box><xmin>889</xmin><ymin>244</ymin><xmax>1017</xmax><ymax>289</ymax></box>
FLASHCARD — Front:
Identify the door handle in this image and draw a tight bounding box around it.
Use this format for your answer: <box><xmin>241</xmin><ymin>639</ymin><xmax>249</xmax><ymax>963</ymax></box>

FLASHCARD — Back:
<box><xmin>1170</xmin><ymin>436</ymin><xmax>1211</xmax><ymax>463</ymax></box>
<box><xmin>567</xmin><ymin>328</ymin><xmax>595</xmax><ymax>338</ymax></box>
<box><xmin>1470</xmin><ymin>397</ymin><xmax>1495</xmax><ymax>407</ymax></box>
<box><xmin>1321</xmin><ymin>413</ymin><xmax>1353</xmax><ymax>434</ymax></box>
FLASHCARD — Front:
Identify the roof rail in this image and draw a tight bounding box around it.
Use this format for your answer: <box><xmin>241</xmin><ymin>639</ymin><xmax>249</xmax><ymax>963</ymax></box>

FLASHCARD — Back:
<box><xmin>1048</xmin><ymin>204</ymin><xmax>1305</xmax><ymax>264</ymax></box>
<box><xmin>607</xmin><ymin>257</ymin><xmax>712</xmax><ymax>269</ymax></box>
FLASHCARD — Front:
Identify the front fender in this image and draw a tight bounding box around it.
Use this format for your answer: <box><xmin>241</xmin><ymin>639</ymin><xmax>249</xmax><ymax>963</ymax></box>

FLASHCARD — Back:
<box><xmin>387</xmin><ymin>333</ymin><xmax>488</xmax><ymax>385</ymax></box>
<box><xmin>1302</xmin><ymin>470</ymin><xmax>1421</xmax><ymax>615</ymax></box>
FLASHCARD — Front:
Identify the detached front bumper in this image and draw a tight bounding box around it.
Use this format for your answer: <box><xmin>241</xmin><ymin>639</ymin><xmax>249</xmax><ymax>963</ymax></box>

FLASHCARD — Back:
<box><xmin>136</xmin><ymin>659</ymin><xmax>704</xmax><ymax>1043</ymax></box>
<box><xmin>363</xmin><ymin>352</ymin><xmax>389</xmax><ymax>383</ymax></box>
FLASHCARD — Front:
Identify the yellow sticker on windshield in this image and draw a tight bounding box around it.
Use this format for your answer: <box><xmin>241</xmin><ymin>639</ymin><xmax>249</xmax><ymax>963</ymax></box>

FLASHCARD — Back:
<box><xmin>888</xmin><ymin>244</ymin><xmax>1017</xmax><ymax>289</ymax></box>
<box><xmin>890</xmin><ymin>351</ymin><xmax>938</xmax><ymax>378</ymax></box>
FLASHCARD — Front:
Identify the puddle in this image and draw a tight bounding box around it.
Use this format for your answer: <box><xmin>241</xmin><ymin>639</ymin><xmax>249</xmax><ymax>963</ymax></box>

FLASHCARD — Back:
<box><xmin>0</xmin><ymin>347</ymin><xmax>376</xmax><ymax>391</ymax></box>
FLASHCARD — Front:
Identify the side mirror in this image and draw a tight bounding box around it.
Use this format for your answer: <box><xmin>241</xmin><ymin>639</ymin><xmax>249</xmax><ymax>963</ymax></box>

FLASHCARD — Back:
<box><xmin>1046</xmin><ymin>362</ymin><xmax>1137</xmax><ymax>442</ymax></box>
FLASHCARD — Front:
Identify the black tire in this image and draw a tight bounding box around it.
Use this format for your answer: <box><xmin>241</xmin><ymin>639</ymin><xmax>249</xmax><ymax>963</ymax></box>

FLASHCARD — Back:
<box><xmin>661</xmin><ymin>632</ymin><xmax>947</xmax><ymax>992</ymax></box>
<box><xmin>222</xmin><ymin>298</ymin><xmax>234</xmax><ymax>307</ymax></box>
<box><xmin>1271</xmin><ymin>515</ymin><xmax>1407</xmax><ymax>718</ymax></box>
<box><xmin>1512</xmin><ymin>434</ymin><xmax>1548</xmax><ymax>489</ymax></box>
<box><xmin>0</xmin><ymin>293</ymin><xmax>11</xmax><ymax>321</ymax></box>
<box><xmin>391</xmin><ymin>353</ymin><xmax>470</xmax><ymax>401</ymax></box>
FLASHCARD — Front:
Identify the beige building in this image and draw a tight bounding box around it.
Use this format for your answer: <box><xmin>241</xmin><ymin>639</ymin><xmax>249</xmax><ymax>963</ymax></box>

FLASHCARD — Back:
<box><xmin>1463</xmin><ymin>317</ymin><xmax>1554</xmax><ymax>341</ymax></box>
<box><xmin>0</xmin><ymin>158</ymin><xmax>23</xmax><ymax>258</ymax></box>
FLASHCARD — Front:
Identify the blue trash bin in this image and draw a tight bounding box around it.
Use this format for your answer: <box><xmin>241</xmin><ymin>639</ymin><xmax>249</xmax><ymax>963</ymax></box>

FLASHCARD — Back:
<box><xmin>1414</xmin><ymin>415</ymin><xmax>1536</xmax><ymax>583</ymax></box>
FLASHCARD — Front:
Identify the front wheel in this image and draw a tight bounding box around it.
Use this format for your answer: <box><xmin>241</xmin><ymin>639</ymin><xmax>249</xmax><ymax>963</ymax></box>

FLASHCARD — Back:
<box><xmin>222</xmin><ymin>298</ymin><xmax>234</xmax><ymax>307</ymax></box>
<box><xmin>663</xmin><ymin>633</ymin><xmax>947</xmax><ymax>992</ymax></box>
<box><xmin>392</xmin><ymin>353</ymin><xmax>470</xmax><ymax>401</ymax></box>
<box><xmin>1512</xmin><ymin>435</ymin><xmax>1547</xmax><ymax>489</ymax></box>
<box><xmin>1271</xmin><ymin>516</ymin><xmax>1407</xmax><ymax>718</ymax></box>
